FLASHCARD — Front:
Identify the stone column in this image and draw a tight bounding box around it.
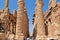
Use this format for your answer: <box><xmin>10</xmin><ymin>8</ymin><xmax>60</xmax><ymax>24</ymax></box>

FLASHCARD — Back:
<box><xmin>23</xmin><ymin>6</ymin><xmax>29</xmax><ymax>37</ymax></box>
<box><xmin>10</xmin><ymin>22</ymin><xmax>13</xmax><ymax>33</ymax></box>
<box><xmin>15</xmin><ymin>0</ymin><xmax>25</xmax><ymax>40</ymax></box>
<box><xmin>35</xmin><ymin>0</ymin><xmax>46</xmax><ymax>40</ymax></box>
<box><xmin>4</xmin><ymin>0</ymin><xmax>9</xmax><ymax>14</ymax></box>
<box><xmin>4</xmin><ymin>0</ymin><xmax>9</xmax><ymax>8</ymax></box>
<box><xmin>4</xmin><ymin>0</ymin><xmax>9</xmax><ymax>15</ymax></box>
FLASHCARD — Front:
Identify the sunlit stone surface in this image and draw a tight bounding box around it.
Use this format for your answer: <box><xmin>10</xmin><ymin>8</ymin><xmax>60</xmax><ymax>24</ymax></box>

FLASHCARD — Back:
<box><xmin>0</xmin><ymin>0</ymin><xmax>29</xmax><ymax>40</ymax></box>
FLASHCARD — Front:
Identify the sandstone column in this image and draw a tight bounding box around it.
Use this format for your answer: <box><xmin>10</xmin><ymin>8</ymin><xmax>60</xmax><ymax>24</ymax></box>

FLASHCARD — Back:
<box><xmin>15</xmin><ymin>0</ymin><xmax>25</xmax><ymax>40</ymax></box>
<box><xmin>10</xmin><ymin>22</ymin><xmax>13</xmax><ymax>33</ymax></box>
<box><xmin>4</xmin><ymin>0</ymin><xmax>9</xmax><ymax>9</ymax></box>
<box><xmin>48</xmin><ymin>0</ymin><xmax>57</xmax><ymax>40</ymax></box>
<box><xmin>4</xmin><ymin>0</ymin><xmax>9</xmax><ymax>14</ymax></box>
<box><xmin>35</xmin><ymin>0</ymin><xmax>46</xmax><ymax>40</ymax></box>
<box><xmin>4</xmin><ymin>0</ymin><xmax>10</xmax><ymax>31</ymax></box>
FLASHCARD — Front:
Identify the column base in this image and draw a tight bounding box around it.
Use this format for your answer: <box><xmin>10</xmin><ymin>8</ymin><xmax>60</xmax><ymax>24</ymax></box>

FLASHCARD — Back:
<box><xmin>14</xmin><ymin>35</ymin><xmax>25</xmax><ymax>40</ymax></box>
<box><xmin>35</xmin><ymin>36</ymin><xmax>47</xmax><ymax>40</ymax></box>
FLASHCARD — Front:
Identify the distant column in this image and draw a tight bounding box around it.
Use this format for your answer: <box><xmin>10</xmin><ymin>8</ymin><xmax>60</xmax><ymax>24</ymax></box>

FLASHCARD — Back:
<box><xmin>4</xmin><ymin>0</ymin><xmax>9</xmax><ymax>15</ymax></box>
<box><xmin>4</xmin><ymin>0</ymin><xmax>9</xmax><ymax>8</ymax></box>
<box><xmin>15</xmin><ymin>0</ymin><xmax>26</xmax><ymax>40</ymax></box>
<box><xmin>10</xmin><ymin>22</ymin><xmax>13</xmax><ymax>33</ymax></box>
<box><xmin>34</xmin><ymin>0</ymin><xmax>46</xmax><ymax>40</ymax></box>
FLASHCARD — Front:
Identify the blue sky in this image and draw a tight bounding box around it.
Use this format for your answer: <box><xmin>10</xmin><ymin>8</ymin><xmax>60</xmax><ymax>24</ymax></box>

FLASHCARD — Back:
<box><xmin>0</xmin><ymin>0</ymin><xmax>60</xmax><ymax>33</ymax></box>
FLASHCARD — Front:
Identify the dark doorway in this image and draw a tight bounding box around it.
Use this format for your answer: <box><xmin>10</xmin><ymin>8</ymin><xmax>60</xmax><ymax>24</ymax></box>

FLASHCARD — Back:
<box><xmin>50</xmin><ymin>39</ymin><xmax>54</xmax><ymax>40</ymax></box>
<box><xmin>45</xmin><ymin>24</ymin><xmax>48</xmax><ymax>35</ymax></box>
<box><xmin>0</xmin><ymin>23</ymin><xmax>5</xmax><ymax>33</ymax></box>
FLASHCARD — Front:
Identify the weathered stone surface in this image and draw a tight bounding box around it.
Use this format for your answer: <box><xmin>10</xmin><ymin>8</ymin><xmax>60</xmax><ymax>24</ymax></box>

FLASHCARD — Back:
<box><xmin>15</xmin><ymin>0</ymin><xmax>29</xmax><ymax>40</ymax></box>
<box><xmin>33</xmin><ymin>0</ymin><xmax>46</xmax><ymax>40</ymax></box>
<box><xmin>0</xmin><ymin>0</ymin><xmax>29</xmax><ymax>40</ymax></box>
<box><xmin>33</xmin><ymin>0</ymin><xmax>60</xmax><ymax>40</ymax></box>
